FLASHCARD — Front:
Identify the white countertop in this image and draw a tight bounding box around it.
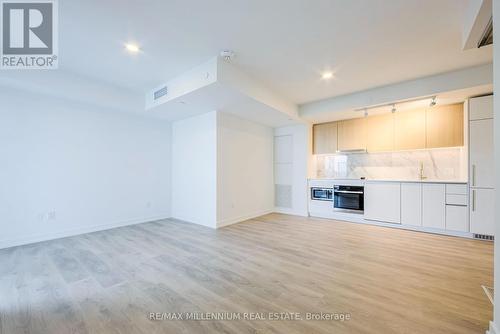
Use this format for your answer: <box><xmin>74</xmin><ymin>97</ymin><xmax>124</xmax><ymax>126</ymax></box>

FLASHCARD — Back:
<box><xmin>308</xmin><ymin>178</ymin><xmax>467</xmax><ymax>184</ymax></box>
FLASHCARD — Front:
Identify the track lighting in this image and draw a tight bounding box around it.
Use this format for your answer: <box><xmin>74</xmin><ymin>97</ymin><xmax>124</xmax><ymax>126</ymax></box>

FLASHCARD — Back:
<box><xmin>429</xmin><ymin>97</ymin><xmax>437</xmax><ymax>107</ymax></box>
<box><xmin>355</xmin><ymin>95</ymin><xmax>439</xmax><ymax>115</ymax></box>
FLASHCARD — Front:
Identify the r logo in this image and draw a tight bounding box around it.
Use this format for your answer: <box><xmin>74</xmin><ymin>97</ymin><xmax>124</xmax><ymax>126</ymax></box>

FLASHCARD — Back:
<box><xmin>2</xmin><ymin>1</ymin><xmax>53</xmax><ymax>54</ymax></box>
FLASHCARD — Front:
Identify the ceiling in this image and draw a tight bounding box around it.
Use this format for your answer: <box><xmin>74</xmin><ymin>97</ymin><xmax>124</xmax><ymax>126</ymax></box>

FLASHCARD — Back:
<box><xmin>59</xmin><ymin>0</ymin><xmax>492</xmax><ymax>105</ymax></box>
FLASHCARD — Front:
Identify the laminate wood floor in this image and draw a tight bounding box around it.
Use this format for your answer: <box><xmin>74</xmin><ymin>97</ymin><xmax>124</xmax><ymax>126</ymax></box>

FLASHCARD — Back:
<box><xmin>0</xmin><ymin>213</ymin><xmax>493</xmax><ymax>334</ymax></box>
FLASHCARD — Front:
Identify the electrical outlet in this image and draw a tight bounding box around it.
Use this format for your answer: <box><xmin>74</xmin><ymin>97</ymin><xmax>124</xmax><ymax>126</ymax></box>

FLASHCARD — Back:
<box><xmin>47</xmin><ymin>211</ymin><xmax>56</xmax><ymax>220</ymax></box>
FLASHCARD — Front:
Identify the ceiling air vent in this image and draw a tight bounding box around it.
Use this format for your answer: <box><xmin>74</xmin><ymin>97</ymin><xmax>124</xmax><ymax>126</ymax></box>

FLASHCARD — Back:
<box><xmin>153</xmin><ymin>86</ymin><xmax>168</xmax><ymax>100</ymax></box>
<box><xmin>478</xmin><ymin>17</ymin><xmax>493</xmax><ymax>48</ymax></box>
<box><xmin>473</xmin><ymin>233</ymin><xmax>494</xmax><ymax>241</ymax></box>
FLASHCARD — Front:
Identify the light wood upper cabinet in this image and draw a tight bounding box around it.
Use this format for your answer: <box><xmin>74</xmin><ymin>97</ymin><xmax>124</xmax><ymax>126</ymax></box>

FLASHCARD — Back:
<box><xmin>312</xmin><ymin>103</ymin><xmax>464</xmax><ymax>153</ymax></box>
<box><xmin>366</xmin><ymin>113</ymin><xmax>394</xmax><ymax>152</ymax></box>
<box><xmin>313</xmin><ymin>122</ymin><xmax>338</xmax><ymax>154</ymax></box>
<box><xmin>426</xmin><ymin>103</ymin><xmax>464</xmax><ymax>148</ymax></box>
<box><xmin>394</xmin><ymin>108</ymin><xmax>426</xmax><ymax>150</ymax></box>
<box><xmin>337</xmin><ymin>118</ymin><xmax>366</xmax><ymax>151</ymax></box>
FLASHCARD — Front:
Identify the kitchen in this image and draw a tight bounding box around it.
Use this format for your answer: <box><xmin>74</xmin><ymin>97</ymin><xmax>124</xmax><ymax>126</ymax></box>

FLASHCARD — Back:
<box><xmin>1</xmin><ymin>1</ymin><xmax>497</xmax><ymax>333</ymax></box>
<box><xmin>306</xmin><ymin>95</ymin><xmax>494</xmax><ymax>239</ymax></box>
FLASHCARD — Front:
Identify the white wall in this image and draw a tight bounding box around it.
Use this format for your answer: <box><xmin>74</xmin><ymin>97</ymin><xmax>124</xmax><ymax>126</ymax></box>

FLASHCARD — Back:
<box><xmin>216</xmin><ymin>112</ymin><xmax>274</xmax><ymax>227</ymax></box>
<box><xmin>171</xmin><ymin>111</ymin><xmax>217</xmax><ymax>227</ymax></box>
<box><xmin>0</xmin><ymin>88</ymin><xmax>172</xmax><ymax>249</ymax></box>
<box><xmin>274</xmin><ymin>124</ymin><xmax>311</xmax><ymax>217</ymax></box>
<box><xmin>492</xmin><ymin>0</ymin><xmax>500</xmax><ymax>332</ymax></box>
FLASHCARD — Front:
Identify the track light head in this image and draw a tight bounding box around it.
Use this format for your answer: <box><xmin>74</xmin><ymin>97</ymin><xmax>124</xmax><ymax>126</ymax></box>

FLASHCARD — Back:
<box><xmin>429</xmin><ymin>97</ymin><xmax>437</xmax><ymax>107</ymax></box>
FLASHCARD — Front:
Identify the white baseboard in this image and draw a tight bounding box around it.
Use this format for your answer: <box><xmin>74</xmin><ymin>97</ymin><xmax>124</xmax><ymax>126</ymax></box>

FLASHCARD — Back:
<box><xmin>274</xmin><ymin>207</ymin><xmax>308</xmax><ymax>217</ymax></box>
<box><xmin>170</xmin><ymin>215</ymin><xmax>217</xmax><ymax>229</ymax></box>
<box><xmin>487</xmin><ymin>321</ymin><xmax>499</xmax><ymax>334</ymax></box>
<box><xmin>0</xmin><ymin>213</ymin><xmax>171</xmax><ymax>250</ymax></box>
<box><xmin>356</xmin><ymin>218</ymin><xmax>474</xmax><ymax>239</ymax></box>
<box><xmin>217</xmin><ymin>209</ymin><xmax>274</xmax><ymax>228</ymax></box>
<box><xmin>308</xmin><ymin>212</ymin><xmax>474</xmax><ymax>239</ymax></box>
<box><xmin>309</xmin><ymin>211</ymin><xmax>365</xmax><ymax>223</ymax></box>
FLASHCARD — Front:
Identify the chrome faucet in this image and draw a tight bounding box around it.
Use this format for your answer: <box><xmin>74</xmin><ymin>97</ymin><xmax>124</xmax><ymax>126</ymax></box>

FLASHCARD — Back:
<box><xmin>419</xmin><ymin>162</ymin><xmax>427</xmax><ymax>180</ymax></box>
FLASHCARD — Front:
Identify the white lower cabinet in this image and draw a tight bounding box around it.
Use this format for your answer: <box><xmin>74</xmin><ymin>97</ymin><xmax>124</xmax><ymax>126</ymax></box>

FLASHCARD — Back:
<box><xmin>422</xmin><ymin>184</ymin><xmax>446</xmax><ymax>229</ymax></box>
<box><xmin>308</xmin><ymin>199</ymin><xmax>333</xmax><ymax>214</ymax></box>
<box><xmin>445</xmin><ymin>205</ymin><xmax>468</xmax><ymax>232</ymax></box>
<box><xmin>364</xmin><ymin>182</ymin><xmax>401</xmax><ymax>223</ymax></box>
<box><xmin>401</xmin><ymin>183</ymin><xmax>422</xmax><ymax>226</ymax></box>
<box><xmin>470</xmin><ymin>188</ymin><xmax>495</xmax><ymax>235</ymax></box>
<box><xmin>309</xmin><ymin>179</ymin><xmax>471</xmax><ymax>236</ymax></box>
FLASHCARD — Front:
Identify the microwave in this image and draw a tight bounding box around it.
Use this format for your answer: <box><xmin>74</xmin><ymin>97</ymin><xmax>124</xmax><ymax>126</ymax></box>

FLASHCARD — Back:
<box><xmin>311</xmin><ymin>187</ymin><xmax>333</xmax><ymax>201</ymax></box>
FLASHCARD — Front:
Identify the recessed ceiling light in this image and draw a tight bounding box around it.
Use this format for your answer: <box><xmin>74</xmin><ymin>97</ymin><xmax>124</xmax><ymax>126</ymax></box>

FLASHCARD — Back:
<box><xmin>125</xmin><ymin>43</ymin><xmax>141</xmax><ymax>53</ymax></box>
<box><xmin>321</xmin><ymin>72</ymin><xmax>334</xmax><ymax>80</ymax></box>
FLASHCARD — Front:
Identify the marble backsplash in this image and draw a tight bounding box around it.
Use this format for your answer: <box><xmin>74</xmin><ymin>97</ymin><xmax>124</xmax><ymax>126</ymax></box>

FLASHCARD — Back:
<box><xmin>315</xmin><ymin>147</ymin><xmax>467</xmax><ymax>181</ymax></box>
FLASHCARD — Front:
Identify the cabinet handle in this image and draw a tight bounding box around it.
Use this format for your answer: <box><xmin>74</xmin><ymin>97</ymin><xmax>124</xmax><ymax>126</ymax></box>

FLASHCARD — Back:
<box><xmin>472</xmin><ymin>190</ymin><xmax>476</xmax><ymax>212</ymax></box>
<box><xmin>472</xmin><ymin>164</ymin><xmax>476</xmax><ymax>186</ymax></box>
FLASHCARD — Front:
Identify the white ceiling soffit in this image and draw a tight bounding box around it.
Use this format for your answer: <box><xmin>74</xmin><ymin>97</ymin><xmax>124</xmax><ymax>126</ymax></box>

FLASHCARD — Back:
<box><xmin>299</xmin><ymin>63</ymin><xmax>493</xmax><ymax>123</ymax></box>
<box><xmin>463</xmin><ymin>0</ymin><xmax>492</xmax><ymax>50</ymax></box>
<box><xmin>145</xmin><ymin>57</ymin><xmax>300</xmax><ymax>127</ymax></box>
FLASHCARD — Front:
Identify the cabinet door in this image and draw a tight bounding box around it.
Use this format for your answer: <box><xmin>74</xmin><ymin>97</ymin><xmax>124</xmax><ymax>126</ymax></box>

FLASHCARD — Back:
<box><xmin>313</xmin><ymin>122</ymin><xmax>338</xmax><ymax>154</ymax></box>
<box><xmin>469</xmin><ymin>95</ymin><xmax>493</xmax><ymax>121</ymax></box>
<box><xmin>470</xmin><ymin>188</ymin><xmax>495</xmax><ymax>235</ymax></box>
<box><xmin>337</xmin><ymin>118</ymin><xmax>366</xmax><ymax>151</ymax></box>
<box><xmin>366</xmin><ymin>113</ymin><xmax>394</xmax><ymax>152</ymax></box>
<box><xmin>426</xmin><ymin>103</ymin><xmax>464</xmax><ymax>148</ymax></box>
<box><xmin>364</xmin><ymin>182</ymin><xmax>401</xmax><ymax>223</ymax></box>
<box><xmin>394</xmin><ymin>109</ymin><xmax>426</xmax><ymax>150</ymax></box>
<box><xmin>470</xmin><ymin>119</ymin><xmax>494</xmax><ymax>188</ymax></box>
<box><xmin>422</xmin><ymin>184</ymin><xmax>446</xmax><ymax>229</ymax></box>
<box><xmin>401</xmin><ymin>183</ymin><xmax>422</xmax><ymax>226</ymax></box>
<box><xmin>446</xmin><ymin>205</ymin><xmax>468</xmax><ymax>232</ymax></box>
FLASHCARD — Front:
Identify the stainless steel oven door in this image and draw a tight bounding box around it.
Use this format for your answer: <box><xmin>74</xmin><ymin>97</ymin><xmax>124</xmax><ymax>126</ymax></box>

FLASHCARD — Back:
<box><xmin>334</xmin><ymin>186</ymin><xmax>364</xmax><ymax>213</ymax></box>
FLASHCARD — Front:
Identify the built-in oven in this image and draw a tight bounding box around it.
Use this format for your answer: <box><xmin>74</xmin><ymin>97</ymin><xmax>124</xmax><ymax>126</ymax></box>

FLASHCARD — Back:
<box><xmin>334</xmin><ymin>185</ymin><xmax>364</xmax><ymax>213</ymax></box>
<box><xmin>311</xmin><ymin>187</ymin><xmax>333</xmax><ymax>201</ymax></box>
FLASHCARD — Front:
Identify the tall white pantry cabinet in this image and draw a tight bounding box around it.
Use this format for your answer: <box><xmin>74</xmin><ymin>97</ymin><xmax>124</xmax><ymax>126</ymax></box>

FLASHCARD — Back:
<box><xmin>469</xmin><ymin>95</ymin><xmax>495</xmax><ymax>236</ymax></box>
